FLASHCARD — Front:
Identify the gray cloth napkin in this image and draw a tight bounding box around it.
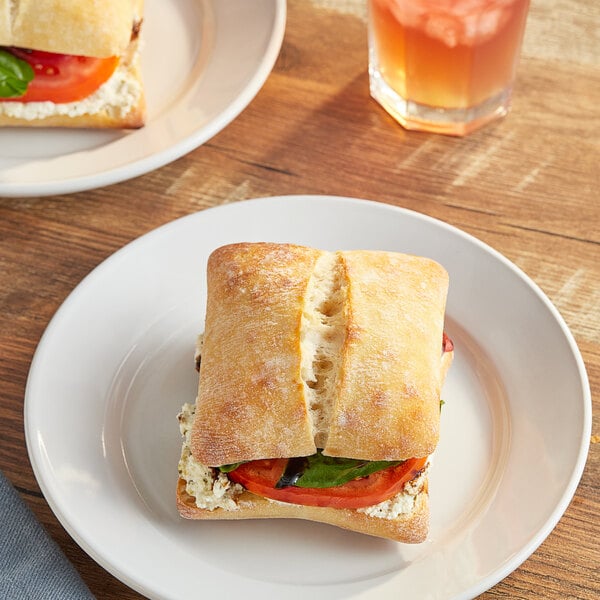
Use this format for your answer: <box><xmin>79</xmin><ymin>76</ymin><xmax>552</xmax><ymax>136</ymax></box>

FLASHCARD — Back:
<box><xmin>0</xmin><ymin>470</ymin><xmax>95</xmax><ymax>599</ymax></box>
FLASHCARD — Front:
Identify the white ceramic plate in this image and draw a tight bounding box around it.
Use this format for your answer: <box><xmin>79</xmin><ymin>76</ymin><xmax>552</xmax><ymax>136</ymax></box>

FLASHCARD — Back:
<box><xmin>0</xmin><ymin>0</ymin><xmax>286</xmax><ymax>197</ymax></box>
<box><xmin>25</xmin><ymin>196</ymin><xmax>591</xmax><ymax>600</ymax></box>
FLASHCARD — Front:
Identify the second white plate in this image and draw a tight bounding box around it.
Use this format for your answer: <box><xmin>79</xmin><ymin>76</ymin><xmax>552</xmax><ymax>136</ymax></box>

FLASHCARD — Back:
<box><xmin>0</xmin><ymin>0</ymin><xmax>286</xmax><ymax>197</ymax></box>
<box><xmin>25</xmin><ymin>196</ymin><xmax>591</xmax><ymax>599</ymax></box>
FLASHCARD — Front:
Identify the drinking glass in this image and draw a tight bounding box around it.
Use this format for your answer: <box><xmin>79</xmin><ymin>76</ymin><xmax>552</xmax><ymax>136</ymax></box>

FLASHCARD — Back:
<box><xmin>368</xmin><ymin>0</ymin><xmax>530</xmax><ymax>135</ymax></box>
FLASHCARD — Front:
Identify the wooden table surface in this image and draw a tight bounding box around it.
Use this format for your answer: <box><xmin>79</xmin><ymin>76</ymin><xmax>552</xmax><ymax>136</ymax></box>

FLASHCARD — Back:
<box><xmin>1</xmin><ymin>0</ymin><xmax>598</xmax><ymax>598</ymax></box>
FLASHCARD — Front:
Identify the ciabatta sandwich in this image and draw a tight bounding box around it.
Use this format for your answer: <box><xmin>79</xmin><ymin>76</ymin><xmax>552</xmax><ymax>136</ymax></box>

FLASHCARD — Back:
<box><xmin>0</xmin><ymin>0</ymin><xmax>145</xmax><ymax>128</ymax></box>
<box><xmin>177</xmin><ymin>242</ymin><xmax>453</xmax><ymax>542</ymax></box>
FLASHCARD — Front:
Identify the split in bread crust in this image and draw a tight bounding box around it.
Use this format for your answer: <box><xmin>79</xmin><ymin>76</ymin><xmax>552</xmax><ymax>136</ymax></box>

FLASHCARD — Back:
<box><xmin>301</xmin><ymin>251</ymin><xmax>348</xmax><ymax>448</ymax></box>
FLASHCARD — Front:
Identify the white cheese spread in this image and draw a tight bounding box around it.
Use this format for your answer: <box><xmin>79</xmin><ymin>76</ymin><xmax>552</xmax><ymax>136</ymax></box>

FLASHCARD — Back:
<box><xmin>357</xmin><ymin>467</ymin><xmax>428</xmax><ymax>520</ymax></box>
<box><xmin>178</xmin><ymin>403</ymin><xmax>243</xmax><ymax>511</ymax></box>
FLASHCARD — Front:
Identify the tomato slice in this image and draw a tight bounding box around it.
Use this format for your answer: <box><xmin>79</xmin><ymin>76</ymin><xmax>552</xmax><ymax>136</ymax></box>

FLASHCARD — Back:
<box><xmin>2</xmin><ymin>48</ymin><xmax>118</xmax><ymax>104</ymax></box>
<box><xmin>443</xmin><ymin>332</ymin><xmax>454</xmax><ymax>353</ymax></box>
<box><xmin>228</xmin><ymin>456</ymin><xmax>428</xmax><ymax>509</ymax></box>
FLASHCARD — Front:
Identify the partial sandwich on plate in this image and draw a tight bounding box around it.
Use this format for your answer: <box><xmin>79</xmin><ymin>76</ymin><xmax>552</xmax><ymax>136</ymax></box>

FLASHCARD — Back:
<box><xmin>177</xmin><ymin>242</ymin><xmax>454</xmax><ymax>542</ymax></box>
<box><xmin>0</xmin><ymin>0</ymin><xmax>145</xmax><ymax>128</ymax></box>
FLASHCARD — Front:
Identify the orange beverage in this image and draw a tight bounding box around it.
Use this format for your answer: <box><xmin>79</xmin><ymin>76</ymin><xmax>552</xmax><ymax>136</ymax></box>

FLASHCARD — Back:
<box><xmin>368</xmin><ymin>0</ymin><xmax>530</xmax><ymax>135</ymax></box>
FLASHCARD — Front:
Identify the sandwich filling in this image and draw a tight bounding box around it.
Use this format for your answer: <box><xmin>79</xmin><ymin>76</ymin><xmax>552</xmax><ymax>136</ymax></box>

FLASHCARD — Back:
<box><xmin>0</xmin><ymin>21</ymin><xmax>142</xmax><ymax>118</ymax></box>
<box><xmin>178</xmin><ymin>402</ymin><xmax>429</xmax><ymax>519</ymax></box>
<box><xmin>0</xmin><ymin>47</ymin><xmax>119</xmax><ymax>103</ymax></box>
<box><xmin>0</xmin><ymin>49</ymin><xmax>142</xmax><ymax>119</ymax></box>
<box><xmin>179</xmin><ymin>403</ymin><xmax>243</xmax><ymax>511</ymax></box>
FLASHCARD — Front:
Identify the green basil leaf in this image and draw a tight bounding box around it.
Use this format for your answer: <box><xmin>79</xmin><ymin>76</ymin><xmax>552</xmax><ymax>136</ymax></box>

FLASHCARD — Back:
<box><xmin>0</xmin><ymin>49</ymin><xmax>35</xmax><ymax>98</ymax></box>
<box><xmin>218</xmin><ymin>461</ymin><xmax>245</xmax><ymax>473</ymax></box>
<box><xmin>294</xmin><ymin>451</ymin><xmax>404</xmax><ymax>488</ymax></box>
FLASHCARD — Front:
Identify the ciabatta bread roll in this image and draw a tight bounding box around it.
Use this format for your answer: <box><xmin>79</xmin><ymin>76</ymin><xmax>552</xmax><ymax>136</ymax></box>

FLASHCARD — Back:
<box><xmin>0</xmin><ymin>0</ymin><xmax>145</xmax><ymax>128</ymax></box>
<box><xmin>178</xmin><ymin>242</ymin><xmax>453</xmax><ymax>542</ymax></box>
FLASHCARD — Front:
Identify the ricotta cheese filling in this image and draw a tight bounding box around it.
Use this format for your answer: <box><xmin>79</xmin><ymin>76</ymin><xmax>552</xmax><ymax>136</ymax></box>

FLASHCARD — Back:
<box><xmin>178</xmin><ymin>402</ymin><xmax>427</xmax><ymax>518</ymax></box>
<box><xmin>357</xmin><ymin>468</ymin><xmax>427</xmax><ymax>520</ymax></box>
<box><xmin>178</xmin><ymin>403</ymin><xmax>244</xmax><ymax>511</ymax></box>
<box><xmin>0</xmin><ymin>49</ymin><xmax>142</xmax><ymax>120</ymax></box>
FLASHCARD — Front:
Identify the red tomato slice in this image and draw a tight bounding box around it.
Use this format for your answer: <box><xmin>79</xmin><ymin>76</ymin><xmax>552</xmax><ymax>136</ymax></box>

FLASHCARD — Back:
<box><xmin>443</xmin><ymin>332</ymin><xmax>454</xmax><ymax>353</ymax></box>
<box><xmin>3</xmin><ymin>48</ymin><xmax>118</xmax><ymax>104</ymax></box>
<box><xmin>228</xmin><ymin>456</ymin><xmax>428</xmax><ymax>509</ymax></box>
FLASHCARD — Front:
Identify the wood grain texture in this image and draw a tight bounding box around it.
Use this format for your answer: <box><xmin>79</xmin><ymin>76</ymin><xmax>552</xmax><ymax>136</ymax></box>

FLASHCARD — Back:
<box><xmin>0</xmin><ymin>0</ymin><xmax>598</xmax><ymax>598</ymax></box>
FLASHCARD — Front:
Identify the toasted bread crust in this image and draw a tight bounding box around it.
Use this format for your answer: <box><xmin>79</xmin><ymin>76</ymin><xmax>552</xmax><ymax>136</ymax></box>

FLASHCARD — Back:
<box><xmin>176</xmin><ymin>478</ymin><xmax>429</xmax><ymax>543</ymax></box>
<box><xmin>0</xmin><ymin>0</ymin><xmax>143</xmax><ymax>57</ymax></box>
<box><xmin>323</xmin><ymin>250</ymin><xmax>449</xmax><ymax>460</ymax></box>
<box><xmin>191</xmin><ymin>243</ymin><xmax>322</xmax><ymax>466</ymax></box>
<box><xmin>191</xmin><ymin>243</ymin><xmax>450</xmax><ymax>466</ymax></box>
